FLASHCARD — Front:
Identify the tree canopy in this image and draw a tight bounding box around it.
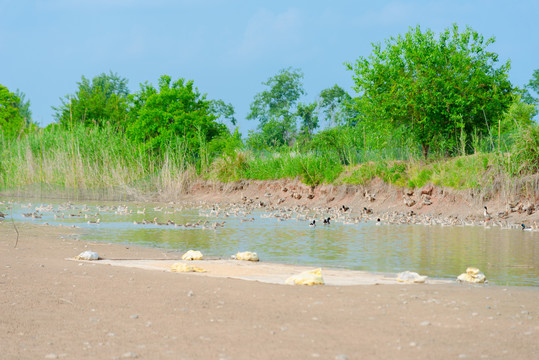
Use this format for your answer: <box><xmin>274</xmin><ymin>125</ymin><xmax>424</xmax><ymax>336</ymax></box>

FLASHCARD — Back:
<box><xmin>346</xmin><ymin>24</ymin><xmax>514</xmax><ymax>158</ymax></box>
<box><xmin>126</xmin><ymin>75</ymin><xmax>228</xmax><ymax>153</ymax></box>
<box><xmin>53</xmin><ymin>71</ymin><xmax>130</xmax><ymax>129</ymax></box>
<box><xmin>523</xmin><ymin>68</ymin><xmax>539</xmax><ymax>117</ymax></box>
<box><xmin>317</xmin><ymin>84</ymin><xmax>357</xmax><ymax>127</ymax></box>
<box><xmin>0</xmin><ymin>84</ymin><xmax>25</xmax><ymax>138</ymax></box>
<box><xmin>14</xmin><ymin>89</ymin><xmax>32</xmax><ymax>126</ymax></box>
<box><xmin>247</xmin><ymin>67</ymin><xmax>305</xmax><ymax>146</ymax></box>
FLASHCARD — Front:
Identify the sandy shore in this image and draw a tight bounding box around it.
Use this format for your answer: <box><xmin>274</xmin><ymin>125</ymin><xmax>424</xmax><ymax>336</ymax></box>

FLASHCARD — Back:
<box><xmin>1</xmin><ymin>222</ymin><xmax>538</xmax><ymax>360</ymax></box>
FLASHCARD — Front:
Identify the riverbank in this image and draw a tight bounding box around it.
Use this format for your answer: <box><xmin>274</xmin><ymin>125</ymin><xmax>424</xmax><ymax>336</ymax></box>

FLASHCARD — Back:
<box><xmin>1</xmin><ymin>222</ymin><xmax>538</xmax><ymax>359</ymax></box>
<box><xmin>169</xmin><ymin>178</ymin><xmax>539</xmax><ymax>228</ymax></box>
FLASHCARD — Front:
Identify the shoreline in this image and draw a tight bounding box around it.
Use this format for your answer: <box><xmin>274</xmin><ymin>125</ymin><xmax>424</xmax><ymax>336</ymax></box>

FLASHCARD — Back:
<box><xmin>1</xmin><ymin>223</ymin><xmax>538</xmax><ymax>359</ymax></box>
<box><xmin>3</xmin><ymin>178</ymin><xmax>539</xmax><ymax>227</ymax></box>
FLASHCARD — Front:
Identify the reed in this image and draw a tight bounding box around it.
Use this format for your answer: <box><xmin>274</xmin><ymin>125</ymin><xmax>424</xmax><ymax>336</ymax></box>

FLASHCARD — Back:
<box><xmin>0</xmin><ymin>122</ymin><xmax>536</xmax><ymax>201</ymax></box>
<box><xmin>0</xmin><ymin>124</ymin><xmax>194</xmax><ymax>198</ymax></box>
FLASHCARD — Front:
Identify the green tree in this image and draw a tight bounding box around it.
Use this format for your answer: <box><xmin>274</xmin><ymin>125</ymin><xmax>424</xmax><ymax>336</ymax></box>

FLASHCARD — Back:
<box><xmin>209</xmin><ymin>99</ymin><xmax>237</xmax><ymax>127</ymax></box>
<box><xmin>14</xmin><ymin>89</ymin><xmax>32</xmax><ymax>126</ymax></box>
<box><xmin>296</xmin><ymin>101</ymin><xmax>319</xmax><ymax>139</ymax></box>
<box><xmin>247</xmin><ymin>67</ymin><xmax>305</xmax><ymax>146</ymax></box>
<box><xmin>126</xmin><ymin>75</ymin><xmax>228</xmax><ymax>153</ymax></box>
<box><xmin>346</xmin><ymin>24</ymin><xmax>513</xmax><ymax>158</ymax></box>
<box><xmin>318</xmin><ymin>85</ymin><xmax>357</xmax><ymax>126</ymax></box>
<box><xmin>53</xmin><ymin>71</ymin><xmax>130</xmax><ymax>129</ymax></box>
<box><xmin>523</xmin><ymin>69</ymin><xmax>539</xmax><ymax>117</ymax></box>
<box><xmin>0</xmin><ymin>84</ymin><xmax>25</xmax><ymax>138</ymax></box>
<box><xmin>496</xmin><ymin>95</ymin><xmax>536</xmax><ymax>136</ymax></box>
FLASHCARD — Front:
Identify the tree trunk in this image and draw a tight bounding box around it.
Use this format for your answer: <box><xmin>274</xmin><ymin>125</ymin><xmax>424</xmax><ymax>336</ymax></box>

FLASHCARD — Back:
<box><xmin>422</xmin><ymin>143</ymin><xmax>429</xmax><ymax>160</ymax></box>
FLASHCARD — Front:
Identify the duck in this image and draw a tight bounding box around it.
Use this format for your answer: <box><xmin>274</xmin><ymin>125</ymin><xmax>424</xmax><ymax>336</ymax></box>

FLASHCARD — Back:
<box><xmin>521</xmin><ymin>224</ymin><xmax>533</xmax><ymax>231</ymax></box>
<box><xmin>323</xmin><ymin>217</ymin><xmax>331</xmax><ymax>225</ymax></box>
<box><xmin>153</xmin><ymin>217</ymin><xmax>168</xmax><ymax>226</ymax></box>
<box><xmin>375</xmin><ymin>218</ymin><xmax>381</xmax><ymax>225</ymax></box>
<box><xmin>87</xmin><ymin>218</ymin><xmax>100</xmax><ymax>224</ymax></box>
<box><xmin>483</xmin><ymin>206</ymin><xmax>492</xmax><ymax>220</ymax></box>
<box><xmin>309</xmin><ymin>220</ymin><xmax>316</xmax><ymax>227</ymax></box>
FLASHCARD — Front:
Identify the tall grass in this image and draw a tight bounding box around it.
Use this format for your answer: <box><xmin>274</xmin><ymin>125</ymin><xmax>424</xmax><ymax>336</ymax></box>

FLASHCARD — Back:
<box><xmin>1</xmin><ymin>123</ymin><xmax>537</xmax><ymax>200</ymax></box>
<box><xmin>0</xmin><ymin>124</ymin><xmax>194</xmax><ymax>199</ymax></box>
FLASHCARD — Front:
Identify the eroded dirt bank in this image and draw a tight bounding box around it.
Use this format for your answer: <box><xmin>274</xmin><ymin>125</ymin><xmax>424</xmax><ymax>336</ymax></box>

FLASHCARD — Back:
<box><xmin>169</xmin><ymin>178</ymin><xmax>539</xmax><ymax>226</ymax></box>
<box><xmin>1</xmin><ymin>223</ymin><xmax>538</xmax><ymax>360</ymax></box>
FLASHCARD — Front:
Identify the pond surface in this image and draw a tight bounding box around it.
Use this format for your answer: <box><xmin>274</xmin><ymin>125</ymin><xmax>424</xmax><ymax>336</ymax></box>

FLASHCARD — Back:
<box><xmin>3</xmin><ymin>199</ymin><xmax>538</xmax><ymax>287</ymax></box>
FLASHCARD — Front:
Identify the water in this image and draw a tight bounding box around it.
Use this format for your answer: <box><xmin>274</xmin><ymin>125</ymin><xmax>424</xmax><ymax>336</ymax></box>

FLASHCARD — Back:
<box><xmin>3</xmin><ymin>199</ymin><xmax>538</xmax><ymax>287</ymax></box>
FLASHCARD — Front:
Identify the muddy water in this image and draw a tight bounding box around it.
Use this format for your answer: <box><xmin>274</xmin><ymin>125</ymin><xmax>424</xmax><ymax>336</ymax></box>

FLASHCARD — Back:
<box><xmin>4</xmin><ymin>200</ymin><xmax>538</xmax><ymax>286</ymax></box>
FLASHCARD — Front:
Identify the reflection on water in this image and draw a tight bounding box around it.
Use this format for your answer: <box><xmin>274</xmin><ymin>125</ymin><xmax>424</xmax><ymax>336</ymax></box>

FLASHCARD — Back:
<box><xmin>3</xmin><ymin>199</ymin><xmax>538</xmax><ymax>287</ymax></box>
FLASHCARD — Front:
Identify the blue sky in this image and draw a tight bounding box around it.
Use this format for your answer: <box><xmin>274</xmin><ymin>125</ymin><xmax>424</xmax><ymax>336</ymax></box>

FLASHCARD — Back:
<box><xmin>1</xmin><ymin>0</ymin><xmax>538</xmax><ymax>133</ymax></box>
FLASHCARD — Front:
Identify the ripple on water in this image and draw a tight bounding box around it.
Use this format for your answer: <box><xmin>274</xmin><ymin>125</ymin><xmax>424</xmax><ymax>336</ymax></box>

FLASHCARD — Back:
<box><xmin>5</xmin><ymin>200</ymin><xmax>539</xmax><ymax>287</ymax></box>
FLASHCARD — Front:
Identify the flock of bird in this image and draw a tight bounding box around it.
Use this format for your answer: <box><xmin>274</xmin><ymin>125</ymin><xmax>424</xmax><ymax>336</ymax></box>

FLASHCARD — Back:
<box><xmin>0</xmin><ymin>200</ymin><xmax>537</xmax><ymax>232</ymax></box>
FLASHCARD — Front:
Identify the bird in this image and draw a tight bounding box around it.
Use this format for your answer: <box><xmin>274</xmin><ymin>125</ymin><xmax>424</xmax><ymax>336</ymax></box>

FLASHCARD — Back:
<box><xmin>342</xmin><ymin>205</ymin><xmax>350</xmax><ymax>212</ymax></box>
<box><xmin>87</xmin><ymin>218</ymin><xmax>100</xmax><ymax>224</ymax></box>
<box><xmin>153</xmin><ymin>217</ymin><xmax>168</xmax><ymax>226</ymax></box>
<box><xmin>363</xmin><ymin>207</ymin><xmax>373</xmax><ymax>215</ymax></box>
<box><xmin>323</xmin><ymin>217</ymin><xmax>331</xmax><ymax>225</ymax></box>
<box><xmin>309</xmin><ymin>220</ymin><xmax>316</xmax><ymax>227</ymax></box>
<box><xmin>483</xmin><ymin>206</ymin><xmax>491</xmax><ymax>220</ymax></box>
<box><xmin>521</xmin><ymin>224</ymin><xmax>532</xmax><ymax>231</ymax></box>
<box><xmin>375</xmin><ymin>218</ymin><xmax>381</xmax><ymax>225</ymax></box>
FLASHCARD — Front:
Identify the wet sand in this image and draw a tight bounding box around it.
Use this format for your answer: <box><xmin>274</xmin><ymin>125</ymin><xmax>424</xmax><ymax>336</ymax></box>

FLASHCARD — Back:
<box><xmin>1</xmin><ymin>222</ymin><xmax>538</xmax><ymax>359</ymax></box>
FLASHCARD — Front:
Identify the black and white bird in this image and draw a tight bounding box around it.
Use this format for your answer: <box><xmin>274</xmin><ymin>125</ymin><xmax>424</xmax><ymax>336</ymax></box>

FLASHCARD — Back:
<box><xmin>323</xmin><ymin>217</ymin><xmax>331</xmax><ymax>225</ymax></box>
<box><xmin>483</xmin><ymin>206</ymin><xmax>492</xmax><ymax>220</ymax></box>
<box><xmin>309</xmin><ymin>220</ymin><xmax>316</xmax><ymax>227</ymax></box>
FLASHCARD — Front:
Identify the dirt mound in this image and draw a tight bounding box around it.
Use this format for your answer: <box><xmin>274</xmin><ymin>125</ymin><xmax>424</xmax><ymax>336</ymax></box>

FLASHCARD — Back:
<box><xmin>166</xmin><ymin>178</ymin><xmax>539</xmax><ymax>225</ymax></box>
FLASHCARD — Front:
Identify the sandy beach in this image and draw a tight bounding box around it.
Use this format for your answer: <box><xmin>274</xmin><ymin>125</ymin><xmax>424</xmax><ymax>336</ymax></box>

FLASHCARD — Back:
<box><xmin>1</xmin><ymin>222</ymin><xmax>538</xmax><ymax>359</ymax></box>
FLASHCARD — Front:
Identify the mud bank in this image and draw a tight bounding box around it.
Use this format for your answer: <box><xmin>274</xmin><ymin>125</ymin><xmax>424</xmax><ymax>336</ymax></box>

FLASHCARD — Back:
<box><xmin>170</xmin><ymin>179</ymin><xmax>539</xmax><ymax>226</ymax></box>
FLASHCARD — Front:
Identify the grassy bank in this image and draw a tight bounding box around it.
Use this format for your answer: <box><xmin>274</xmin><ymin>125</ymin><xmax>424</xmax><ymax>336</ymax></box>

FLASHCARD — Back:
<box><xmin>1</xmin><ymin>124</ymin><xmax>538</xmax><ymax>200</ymax></box>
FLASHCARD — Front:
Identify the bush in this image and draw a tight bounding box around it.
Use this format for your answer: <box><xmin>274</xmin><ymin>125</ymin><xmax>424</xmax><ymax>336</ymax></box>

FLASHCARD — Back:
<box><xmin>509</xmin><ymin>124</ymin><xmax>539</xmax><ymax>175</ymax></box>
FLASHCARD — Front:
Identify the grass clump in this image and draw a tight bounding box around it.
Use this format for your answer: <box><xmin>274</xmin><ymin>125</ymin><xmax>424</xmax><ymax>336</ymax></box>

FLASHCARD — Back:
<box><xmin>241</xmin><ymin>149</ymin><xmax>343</xmax><ymax>186</ymax></box>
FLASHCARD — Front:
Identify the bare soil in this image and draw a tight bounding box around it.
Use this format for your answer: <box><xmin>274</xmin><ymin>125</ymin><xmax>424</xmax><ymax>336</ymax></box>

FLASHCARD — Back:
<box><xmin>1</xmin><ymin>220</ymin><xmax>538</xmax><ymax>360</ymax></box>
<box><xmin>176</xmin><ymin>178</ymin><xmax>539</xmax><ymax>226</ymax></box>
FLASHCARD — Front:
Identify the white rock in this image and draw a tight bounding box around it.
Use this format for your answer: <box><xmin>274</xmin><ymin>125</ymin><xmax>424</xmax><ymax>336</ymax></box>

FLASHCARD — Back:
<box><xmin>181</xmin><ymin>250</ymin><xmax>203</xmax><ymax>260</ymax></box>
<box><xmin>396</xmin><ymin>271</ymin><xmax>427</xmax><ymax>283</ymax></box>
<box><xmin>73</xmin><ymin>251</ymin><xmax>99</xmax><ymax>260</ymax></box>
<box><xmin>232</xmin><ymin>251</ymin><xmax>259</xmax><ymax>261</ymax></box>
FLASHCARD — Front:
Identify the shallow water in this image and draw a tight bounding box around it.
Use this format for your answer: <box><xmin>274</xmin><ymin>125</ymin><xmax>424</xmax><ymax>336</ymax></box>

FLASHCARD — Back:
<box><xmin>3</xmin><ymin>199</ymin><xmax>538</xmax><ymax>287</ymax></box>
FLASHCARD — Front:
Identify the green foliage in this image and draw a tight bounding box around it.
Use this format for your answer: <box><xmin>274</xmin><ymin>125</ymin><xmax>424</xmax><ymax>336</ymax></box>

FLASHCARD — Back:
<box><xmin>341</xmin><ymin>161</ymin><xmax>409</xmax><ymax>186</ymax></box>
<box><xmin>247</xmin><ymin>67</ymin><xmax>305</xmax><ymax>146</ymax></box>
<box><xmin>508</xmin><ymin>124</ymin><xmax>539</xmax><ymax>175</ymax></box>
<box><xmin>318</xmin><ymin>84</ymin><xmax>357</xmax><ymax>126</ymax></box>
<box><xmin>240</xmin><ymin>149</ymin><xmax>342</xmax><ymax>186</ymax></box>
<box><xmin>297</xmin><ymin>152</ymin><xmax>343</xmax><ymax>186</ymax></box>
<box><xmin>53</xmin><ymin>71</ymin><xmax>130</xmax><ymax>129</ymax></box>
<box><xmin>310</xmin><ymin>126</ymin><xmax>361</xmax><ymax>164</ymax></box>
<box><xmin>209</xmin><ymin>150</ymin><xmax>249</xmax><ymax>182</ymax></box>
<box><xmin>495</xmin><ymin>95</ymin><xmax>536</xmax><ymax>135</ymax></box>
<box><xmin>14</xmin><ymin>89</ymin><xmax>32</xmax><ymax>126</ymax></box>
<box><xmin>126</xmin><ymin>75</ymin><xmax>228</xmax><ymax>154</ymax></box>
<box><xmin>296</xmin><ymin>101</ymin><xmax>319</xmax><ymax>140</ymax></box>
<box><xmin>0</xmin><ymin>123</ymin><xmax>198</xmax><ymax>193</ymax></box>
<box><xmin>0</xmin><ymin>84</ymin><xmax>25</xmax><ymax>138</ymax></box>
<box><xmin>522</xmin><ymin>69</ymin><xmax>539</xmax><ymax>116</ymax></box>
<box><xmin>346</xmin><ymin>24</ymin><xmax>514</xmax><ymax>159</ymax></box>
<box><xmin>209</xmin><ymin>99</ymin><xmax>237</xmax><ymax>127</ymax></box>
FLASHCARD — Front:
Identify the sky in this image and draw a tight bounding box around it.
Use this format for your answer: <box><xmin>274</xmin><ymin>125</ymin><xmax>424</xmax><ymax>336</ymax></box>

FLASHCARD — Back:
<box><xmin>1</xmin><ymin>0</ymin><xmax>538</xmax><ymax>134</ymax></box>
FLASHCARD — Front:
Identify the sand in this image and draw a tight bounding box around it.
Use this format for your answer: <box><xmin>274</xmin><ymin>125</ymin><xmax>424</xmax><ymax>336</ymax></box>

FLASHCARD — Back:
<box><xmin>1</xmin><ymin>222</ymin><xmax>538</xmax><ymax>360</ymax></box>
